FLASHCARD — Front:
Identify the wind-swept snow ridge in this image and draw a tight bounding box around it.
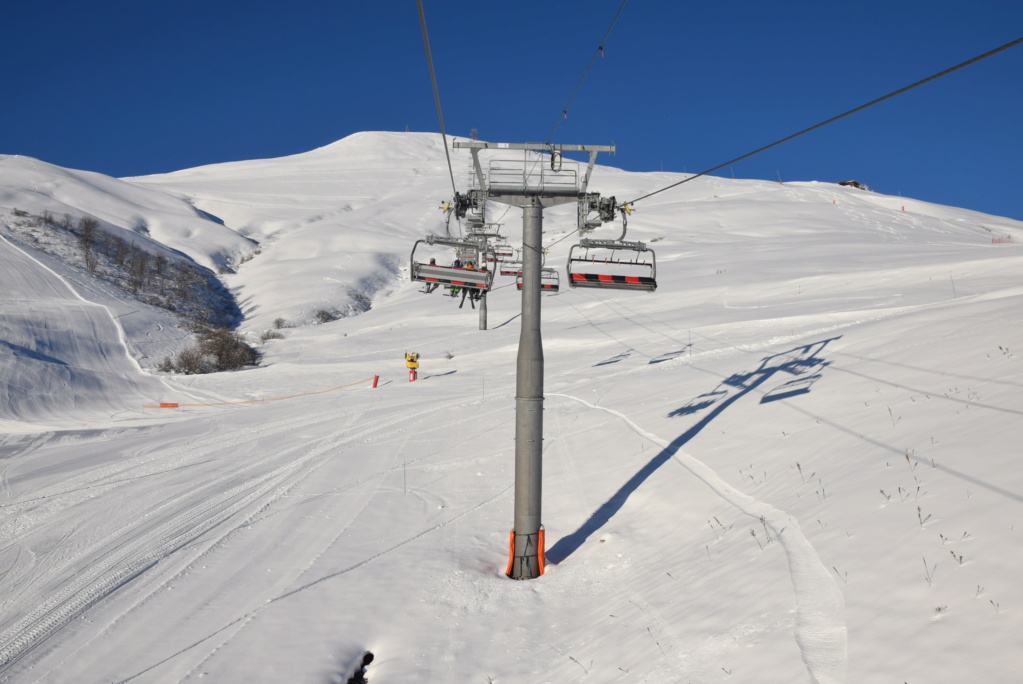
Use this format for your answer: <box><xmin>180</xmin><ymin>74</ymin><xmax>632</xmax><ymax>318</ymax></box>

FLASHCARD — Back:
<box><xmin>125</xmin><ymin>132</ymin><xmax>461</xmax><ymax>330</ymax></box>
<box><xmin>550</xmin><ymin>392</ymin><xmax>847</xmax><ymax>684</ymax></box>
<box><xmin>0</xmin><ymin>155</ymin><xmax>255</xmax><ymax>271</ymax></box>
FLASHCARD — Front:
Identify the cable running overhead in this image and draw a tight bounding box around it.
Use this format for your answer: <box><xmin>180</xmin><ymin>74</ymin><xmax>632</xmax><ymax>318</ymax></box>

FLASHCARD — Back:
<box><xmin>545</xmin><ymin>0</ymin><xmax>629</xmax><ymax>144</ymax></box>
<box><xmin>624</xmin><ymin>35</ymin><xmax>1023</xmax><ymax>207</ymax></box>
<box><xmin>416</xmin><ymin>0</ymin><xmax>458</xmax><ymax>199</ymax></box>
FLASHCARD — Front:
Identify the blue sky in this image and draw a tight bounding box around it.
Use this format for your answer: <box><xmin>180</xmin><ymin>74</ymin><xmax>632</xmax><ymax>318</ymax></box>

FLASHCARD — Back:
<box><xmin>3</xmin><ymin>1</ymin><xmax>1021</xmax><ymax>219</ymax></box>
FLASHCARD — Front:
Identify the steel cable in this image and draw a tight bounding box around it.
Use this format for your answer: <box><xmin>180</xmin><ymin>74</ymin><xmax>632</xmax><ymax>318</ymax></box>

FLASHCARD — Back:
<box><xmin>546</xmin><ymin>0</ymin><xmax>629</xmax><ymax>144</ymax></box>
<box><xmin>416</xmin><ymin>0</ymin><xmax>459</xmax><ymax>199</ymax></box>
<box><xmin>624</xmin><ymin>35</ymin><xmax>1023</xmax><ymax>207</ymax></box>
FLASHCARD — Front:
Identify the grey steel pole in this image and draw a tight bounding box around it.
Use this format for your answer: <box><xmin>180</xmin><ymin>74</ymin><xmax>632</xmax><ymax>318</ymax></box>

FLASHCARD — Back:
<box><xmin>510</xmin><ymin>196</ymin><xmax>544</xmax><ymax>579</ymax></box>
<box><xmin>479</xmin><ymin>291</ymin><xmax>488</xmax><ymax>330</ymax></box>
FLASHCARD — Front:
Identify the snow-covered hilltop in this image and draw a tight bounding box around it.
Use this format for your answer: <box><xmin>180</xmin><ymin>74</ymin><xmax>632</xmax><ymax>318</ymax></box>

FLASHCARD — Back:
<box><xmin>1</xmin><ymin>132</ymin><xmax>1022</xmax><ymax>682</ymax></box>
<box><xmin>0</xmin><ymin>154</ymin><xmax>256</xmax><ymax>271</ymax></box>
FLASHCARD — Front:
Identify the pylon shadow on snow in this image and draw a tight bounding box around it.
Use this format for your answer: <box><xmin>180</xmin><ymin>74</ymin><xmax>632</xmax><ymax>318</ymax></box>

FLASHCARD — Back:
<box><xmin>423</xmin><ymin>370</ymin><xmax>457</xmax><ymax>379</ymax></box>
<box><xmin>546</xmin><ymin>337</ymin><xmax>840</xmax><ymax>565</ymax></box>
<box><xmin>594</xmin><ymin>351</ymin><xmax>631</xmax><ymax>367</ymax></box>
<box><xmin>1</xmin><ymin>341</ymin><xmax>69</xmax><ymax>366</ymax></box>
<box><xmin>492</xmin><ymin>313</ymin><xmax>522</xmax><ymax>330</ymax></box>
<box><xmin>648</xmin><ymin>348</ymin><xmax>689</xmax><ymax>364</ymax></box>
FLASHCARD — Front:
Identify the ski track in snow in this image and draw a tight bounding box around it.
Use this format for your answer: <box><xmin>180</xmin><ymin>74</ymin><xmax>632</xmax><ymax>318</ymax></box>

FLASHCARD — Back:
<box><xmin>164</xmin><ymin>399</ymin><xmax>507</xmax><ymax>682</ymax></box>
<box><xmin>0</xmin><ymin>404</ymin><xmax>349</xmax><ymax>673</ymax></box>
<box><xmin>0</xmin><ymin>437</ymin><xmax>324</xmax><ymax>673</ymax></box>
<box><xmin>114</xmin><ymin>484</ymin><xmax>512</xmax><ymax>684</ymax></box>
<box><xmin>1</xmin><ymin>234</ymin><xmax>144</xmax><ymax>376</ymax></box>
<box><xmin>549</xmin><ymin>392</ymin><xmax>848</xmax><ymax>684</ymax></box>
<box><xmin>0</xmin><ymin>391</ymin><xmax>506</xmax><ymax>680</ymax></box>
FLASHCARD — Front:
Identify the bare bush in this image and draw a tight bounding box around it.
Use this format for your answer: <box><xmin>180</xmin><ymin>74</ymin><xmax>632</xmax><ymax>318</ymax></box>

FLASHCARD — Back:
<box><xmin>106</xmin><ymin>235</ymin><xmax>129</xmax><ymax>266</ymax></box>
<box><xmin>350</xmin><ymin>292</ymin><xmax>372</xmax><ymax>313</ymax></box>
<box><xmin>127</xmin><ymin>247</ymin><xmax>149</xmax><ymax>292</ymax></box>
<box><xmin>239</xmin><ymin>249</ymin><xmax>261</xmax><ymax>265</ymax></box>
<box><xmin>161</xmin><ymin>328</ymin><xmax>257</xmax><ymax>374</ymax></box>
<box><xmin>172</xmin><ymin>262</ymin><xmax>200</xmax><ymax>304</ymax></box>
<box><xmin>199</xmin><ymin>327</ymin><xmax>258</xmax><ymax>370</ymax></box>
<box><xmin>77</xmin><ymin>215</ymin><xmax>99</xmax><ymax>238</ymax></box>
<box><xmin>260</xmin><ymin>329</ymin><xmax>285</xmax><ymax>342</ymax></box>
<box><xmin>314</xmin><ymin>308</ymin><xmax>339</xmax><ymax>324</ymax></box>
<box><xmin>272</xmin><ymin>317</ymin><xmax>289</xmax><ymax>329</ymax></box>
<box><xmin>82</xmin><ymin>247</ymin><xmax>99</xmax><ymax>272</ymax></box>
<box><xmin>78</xmin><ymin>216</ymin><xmax>100</xmax><ymax>272</ymax></box>
<box><xmin>171</xmin><ymin>346</ymin><xmax>213</xmax><ymax>374</ymax></box>
<box><xmin>152</xmin><ymin>254</ymin><xmax>168</xmax><ymax>281</ymax></box>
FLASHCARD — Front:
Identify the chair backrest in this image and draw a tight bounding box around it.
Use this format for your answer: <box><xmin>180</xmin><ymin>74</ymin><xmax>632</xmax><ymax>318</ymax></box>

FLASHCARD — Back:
<box><xmin>566</xmin><ymin>240</ymin><xmax>657</xmax><ymax>292</ymax></box>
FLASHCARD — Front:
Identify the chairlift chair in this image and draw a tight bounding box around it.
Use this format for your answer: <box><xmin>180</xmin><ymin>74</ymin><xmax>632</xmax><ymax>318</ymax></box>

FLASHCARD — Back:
<box><xmin>409</xmin><ymin>238</ymin><xmax>494</xmax><ymax>293</ymax></box>
<box><xmin>516</xmin><ymin>267</ymin><xmax>560</xmax><ymax>292</ymax></box>
<box><xmin>493</xmin><ymin>243</ymin><xmax>515</xmax><ymax>258</ymax></box>
<box><xmin>566</xmin><ymin>238</ymin><xmax>657</xmax><ymax>292</ymax></box>
<box><xmin>500</xmin><ymin>260</ymin><xmax>523</xmax><ymax>277</ymax></box>
<box><xmin>486</xmin><ymin>242</ymin><xmax>515</xmax><ymax>265</ymax></box>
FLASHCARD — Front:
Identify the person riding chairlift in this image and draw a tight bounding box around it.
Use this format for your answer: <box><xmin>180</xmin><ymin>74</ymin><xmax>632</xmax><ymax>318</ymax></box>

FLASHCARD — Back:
<box><xmin>449</xmin><ymin>259</ymin><xmax>465</xmax><ymax>297</ymax></box>
<box><xmin>424</xmin><ymin>258</ymin><xmax>439</xmax><ymax>293</ymax></box>
<box><xmin>457</xmin><ymin>262</ymin><xmax>480</xmax><ymax>309</ymax></box>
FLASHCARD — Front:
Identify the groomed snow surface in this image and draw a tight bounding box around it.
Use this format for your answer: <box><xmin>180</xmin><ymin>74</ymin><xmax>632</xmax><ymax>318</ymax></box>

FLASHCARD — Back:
<box><xmin>2</xmin><ymin>133</ymin><xmax>1022</xmax><ymax>682</ymax></box>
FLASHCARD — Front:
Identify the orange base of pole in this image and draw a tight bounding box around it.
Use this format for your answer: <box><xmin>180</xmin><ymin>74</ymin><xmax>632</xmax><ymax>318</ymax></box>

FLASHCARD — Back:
<box><xmin>505</xmin><ymin>529</ymin><xmax>546</xmax><ymax>578</ymax></box>
<box><xmin>505</xmin><ymin>531</ymin><xmax>515</xmax><ymax>577</ymax></box>
<box><xmin>538</xmin><ymin>528</ymin><xmax>546</xmax><ymax>575</ymax></box>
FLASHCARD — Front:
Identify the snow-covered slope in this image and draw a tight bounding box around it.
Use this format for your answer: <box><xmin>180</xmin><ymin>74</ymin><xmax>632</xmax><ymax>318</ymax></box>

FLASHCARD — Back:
<box><xmin>0</xmin><ymin>233</ymin><xmax>169</xmax><ymax>428</ymax></box>
<box><xmin>0</xmin><ymin>155</ymin><xmax>256</xmax><ymax>271</ymax></box>
<box><xmin>1</xmin><ymin>132</ymin><xmax>1022</xmax><ymax>683</ymax></box>
<box><xmin>128</xmin><ymin>132</ymin><xmax>465</xmax><ymax>330</ymax></box>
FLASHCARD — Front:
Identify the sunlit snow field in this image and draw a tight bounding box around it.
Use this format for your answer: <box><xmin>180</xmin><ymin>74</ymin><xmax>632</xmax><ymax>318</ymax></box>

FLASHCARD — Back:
<box><xmin>2</xmin><ymin>133</ymin><xmax>1022</xmax><ymax>682</ymax></box>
